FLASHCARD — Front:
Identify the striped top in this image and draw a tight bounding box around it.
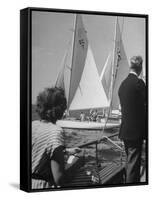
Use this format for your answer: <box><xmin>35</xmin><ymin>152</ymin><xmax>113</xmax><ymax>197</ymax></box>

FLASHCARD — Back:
<box><xmin>32</xmin><ymin>120</ymin><xmax>65</xmax><ymax>177</ymax></box>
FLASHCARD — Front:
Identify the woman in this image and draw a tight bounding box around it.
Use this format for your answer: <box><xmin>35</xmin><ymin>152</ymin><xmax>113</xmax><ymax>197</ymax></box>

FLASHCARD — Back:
<box><xmin>32</xmin><ymin>87</ymin><xmax>80</xmax><ymax>189</ymax></box>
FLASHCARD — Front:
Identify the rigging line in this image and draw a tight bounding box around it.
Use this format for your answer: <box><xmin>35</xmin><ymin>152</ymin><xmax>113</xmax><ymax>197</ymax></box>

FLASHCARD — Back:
<box><xmin>120</xmin><ymin>17</ymin><xmax>124</xmax><ymax>39</ymax></box>
<box><xmin>66</xmin><ymin>65</ymin><xmax>72</xmax><ymax>71</ymax></box>
<box><xmin>103</xmin><ymin>136</ymin><xmax>123</xmax><ymax>151</ymax></box>
<box><xmin>78</xmin><ymin>85</ymin><xmax>83</xmax><ymax>96</ymax></box>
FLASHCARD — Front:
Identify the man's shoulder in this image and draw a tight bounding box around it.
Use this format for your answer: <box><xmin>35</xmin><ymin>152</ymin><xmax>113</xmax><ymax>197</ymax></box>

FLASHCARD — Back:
<box><xmin>119</xmin><ymin>75</ymin><xmax>129</xmax><ymax>87</ymax></box>
<box><xmin>138</xmin><ymin>78</ymin><xmax>146</xmax><ymax>86</ymax></box>
<box><xmin>124</xmin><ymin>74</ymin><xmax>139</xmax><ymax>85</ymax></box>
<box><xmin>137</xmin><ymin>78</ymin><xmax>146</xmax><ymax>91</ymax></box>
<box><xmin>119</xmin><ymin>74</ymin><xmax>136</xmax><ymax>92</ymax></box>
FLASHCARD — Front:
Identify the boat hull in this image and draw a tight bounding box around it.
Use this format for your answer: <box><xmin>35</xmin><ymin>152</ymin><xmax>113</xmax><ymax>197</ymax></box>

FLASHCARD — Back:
<box><xmin>57</xmin><ymin>120</ymin><xmax>120</xmax><ymax>130</ymax></box>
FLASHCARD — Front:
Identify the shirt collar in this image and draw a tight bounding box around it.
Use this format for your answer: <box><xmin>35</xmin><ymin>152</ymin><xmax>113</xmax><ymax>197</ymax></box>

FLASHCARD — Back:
<box><xmin>129</xmin><ymin>71</ymin><xmax>138</xmax><ymax>77</ymax></box>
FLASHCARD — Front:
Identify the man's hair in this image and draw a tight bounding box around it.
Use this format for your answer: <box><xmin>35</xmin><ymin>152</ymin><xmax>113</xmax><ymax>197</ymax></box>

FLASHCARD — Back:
<box><xmin>130</xmin><ymin>56</ymin><xmax>143</xmax><ymax>74</ymax></box>
<box><xmin>36</xmin><ymin>87</ymin><xmax>67</xmax><ymax>123</ymax></box>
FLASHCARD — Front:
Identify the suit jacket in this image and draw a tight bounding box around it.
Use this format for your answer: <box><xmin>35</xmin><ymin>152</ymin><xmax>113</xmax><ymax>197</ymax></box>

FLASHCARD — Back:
<box><xmin>118</xmin><ymin>73</ymin><xmax>146</xmax><ymax>141</ymax></box>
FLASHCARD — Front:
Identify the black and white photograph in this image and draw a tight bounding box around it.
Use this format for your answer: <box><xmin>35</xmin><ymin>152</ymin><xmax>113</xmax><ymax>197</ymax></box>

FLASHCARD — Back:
<box><xmin>20</xmin><ymin>7</ymin><xmax>148</xmax><ymax>192</ymax></box>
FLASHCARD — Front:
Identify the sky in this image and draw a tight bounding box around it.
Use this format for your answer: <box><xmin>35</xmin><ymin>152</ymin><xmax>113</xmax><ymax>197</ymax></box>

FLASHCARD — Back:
<box><xmin>32</xmin><ymin>11</ymin><xmax>146</xmax><ymax>104</ymax></box>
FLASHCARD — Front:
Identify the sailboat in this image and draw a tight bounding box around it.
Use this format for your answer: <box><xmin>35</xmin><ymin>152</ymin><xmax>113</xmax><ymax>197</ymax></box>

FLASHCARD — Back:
<box><xmin>100</xmin><ymin>17</ymin><xmax>129</xmax><ymax>120</ymax></box>
<box><xmin>56</xmin><ymin>14</ymin><xmax>121</xmax><ymax>130</ymax></box>
<box><xmin>60</xmin><ymin>18</ymin><xmax>144</xmax><ymax>187</ymax></box>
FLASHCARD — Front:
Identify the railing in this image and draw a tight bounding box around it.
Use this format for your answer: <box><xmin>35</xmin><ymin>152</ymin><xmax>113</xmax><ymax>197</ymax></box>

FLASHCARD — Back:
<box><xmin>78</xmin><ymin>133</ymin><xmax>119</xmax><ymax>148</ymax></box>
<box><xmin>78</xmin><ymin>133</ymin><xmax>124</xmax><ymax>166</ymax></box>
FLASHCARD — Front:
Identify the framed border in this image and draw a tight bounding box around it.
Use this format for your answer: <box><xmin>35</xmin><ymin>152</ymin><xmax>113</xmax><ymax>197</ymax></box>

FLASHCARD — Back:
<box><xmin>20</xmin><ymin>7</ymin><xmax>149</xmax><ymax>192</ymax></box>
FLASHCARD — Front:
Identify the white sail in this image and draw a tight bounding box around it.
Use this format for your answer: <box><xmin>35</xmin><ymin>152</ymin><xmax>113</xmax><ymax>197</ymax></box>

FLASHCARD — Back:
<box><xmin>100</xmin><ymin>52</ymin><xmax>112</xmax><ymax>105</ymax></box>
<box><xmin>55</xmin><ymin>40</ymin><xmax>72</xmax><ymax>101</ymax></box>
<box><xmin>69</xmin><ymin>45</ymin><xmax>109</xmax><ymax>110</ymax></box>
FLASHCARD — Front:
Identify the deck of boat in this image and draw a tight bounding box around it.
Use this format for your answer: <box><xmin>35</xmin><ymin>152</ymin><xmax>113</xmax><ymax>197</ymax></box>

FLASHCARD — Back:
<box><xmin>64</xmin><ymin>162</ymin><xmax>126</xmax><ymax>187</ymax></box>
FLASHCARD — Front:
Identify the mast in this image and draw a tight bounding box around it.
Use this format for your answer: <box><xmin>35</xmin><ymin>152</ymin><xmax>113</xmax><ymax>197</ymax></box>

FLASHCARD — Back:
<box><xmin>67</xmin><ymin>14</ymin><xmax>77</xmax><ymax>109</ymax></box>
<box><xmin>101</xmin><ymin>17</ymin><xmax>120</xmax><ymax>133</ymax></box>
<box><xmin>110</xmin><ymin>16</ymin><xmax>118</xmax><ymax>106</ymax></box>
<box><xmin>108</xmin><ymin>16</ymin><xmax>125</xmax><ymax>112</ymax></box>
<box><xmin>67</xmin><ymin>14</ymin><xmax>89</xmax><ymax>111</ymax></box>
<box><xmin>111</xmin><ymin>16</ymin><xmax>128</xmax><ymax>110</ymax></box>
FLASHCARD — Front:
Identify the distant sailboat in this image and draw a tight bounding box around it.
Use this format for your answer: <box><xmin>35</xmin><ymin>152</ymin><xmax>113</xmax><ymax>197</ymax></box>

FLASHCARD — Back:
<box><xmin>56</xmin><ymin>14</ymin><xmax>120</xmax><ymax>130</ymax></box>
<box><xmin>100</xmin><ymin>17</ymin><xmax>129</xmax><ymax>115</ymax></box>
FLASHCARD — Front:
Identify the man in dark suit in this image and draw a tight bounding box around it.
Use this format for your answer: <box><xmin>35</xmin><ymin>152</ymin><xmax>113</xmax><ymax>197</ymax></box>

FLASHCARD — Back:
<box><xmin>118</xmin><ymin>56</ymin><xmax>146</xmax><ymax>183</ymax></box>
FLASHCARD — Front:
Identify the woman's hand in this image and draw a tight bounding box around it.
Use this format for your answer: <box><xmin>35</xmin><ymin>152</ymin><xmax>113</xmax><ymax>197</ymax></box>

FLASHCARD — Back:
<box><xmin>65</xmin><ymin>147</ymin><xmax>81</xmax><ymax>155</ymax></box>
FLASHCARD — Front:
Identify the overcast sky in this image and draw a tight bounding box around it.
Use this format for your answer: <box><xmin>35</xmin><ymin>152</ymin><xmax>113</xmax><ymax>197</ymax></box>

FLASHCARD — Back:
<box><xmin>32</xmin><ymin>11</ymin><xmax>145</xmax><ymax>104</ymax></box>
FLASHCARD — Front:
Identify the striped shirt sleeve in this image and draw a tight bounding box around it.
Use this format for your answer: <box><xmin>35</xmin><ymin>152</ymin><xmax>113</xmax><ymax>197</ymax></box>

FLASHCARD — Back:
<box><xmin>46</xmin><ymin>127</ymin><xmax>65</xmax><ymax>159</ymax></box>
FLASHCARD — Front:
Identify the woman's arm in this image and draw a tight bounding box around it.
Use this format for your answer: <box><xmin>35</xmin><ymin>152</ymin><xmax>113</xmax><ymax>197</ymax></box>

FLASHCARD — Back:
<box><xmin>50</xmin><ymin>146</ymin><xmax>81</xmax><ymax>186</ymax></box>
<box><xmin>50</xmin><ymin>146</ymin><xmax>65</xmax><ymax>186</ymax></box>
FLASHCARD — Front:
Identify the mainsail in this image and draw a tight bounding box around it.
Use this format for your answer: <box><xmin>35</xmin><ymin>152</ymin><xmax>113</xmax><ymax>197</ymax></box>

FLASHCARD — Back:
<box><xmin>100</xmin><ymin>17</ymin><xmax>129</xmax><ymax>110</ymax></box>
<box><xmin>69</xmin><ymin>45</ymin><xmax>109</xmax><ymax>110</ymax></box>
<box><xmin>56</xmin><ymin>14</ymin><xmax>109</xmax><ymax>111</ymax></box>
<box><xmin>68</xmin><ymin>15</ymin><xmax>88</xmax><ymax>109</ymax></box>
<box><xmin>55</xmin><ymin>39</ymin><xmax>73</xmax><ymax>102</ymax></box>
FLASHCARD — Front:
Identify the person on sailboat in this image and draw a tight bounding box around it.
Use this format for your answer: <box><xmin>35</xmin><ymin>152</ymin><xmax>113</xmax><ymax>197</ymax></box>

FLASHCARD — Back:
<box><xmin>118</xmin><ymin>56</ymin><xmax>146</xmax><ymax>183</ymax></box>
<box><xmin>80</xmin><ymin>112</ymin><xmax>85</xmax><ymax>121</ymax></box>
<box><xmin>91</xmin><ymin>109</ymin><xmax>98</xmax><ymax>122</ymax></box>
<box><xmin>32</xmin><ymin>87</ymin><xmax>81</xmax><ymax>189</ymax></box>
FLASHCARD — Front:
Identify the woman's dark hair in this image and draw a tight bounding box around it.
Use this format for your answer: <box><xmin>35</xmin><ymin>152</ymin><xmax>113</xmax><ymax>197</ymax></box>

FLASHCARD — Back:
<box><xmin>36</xmin><ymin>87</ymin><xmax>67</xmax><ymax>123</ymax></box>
